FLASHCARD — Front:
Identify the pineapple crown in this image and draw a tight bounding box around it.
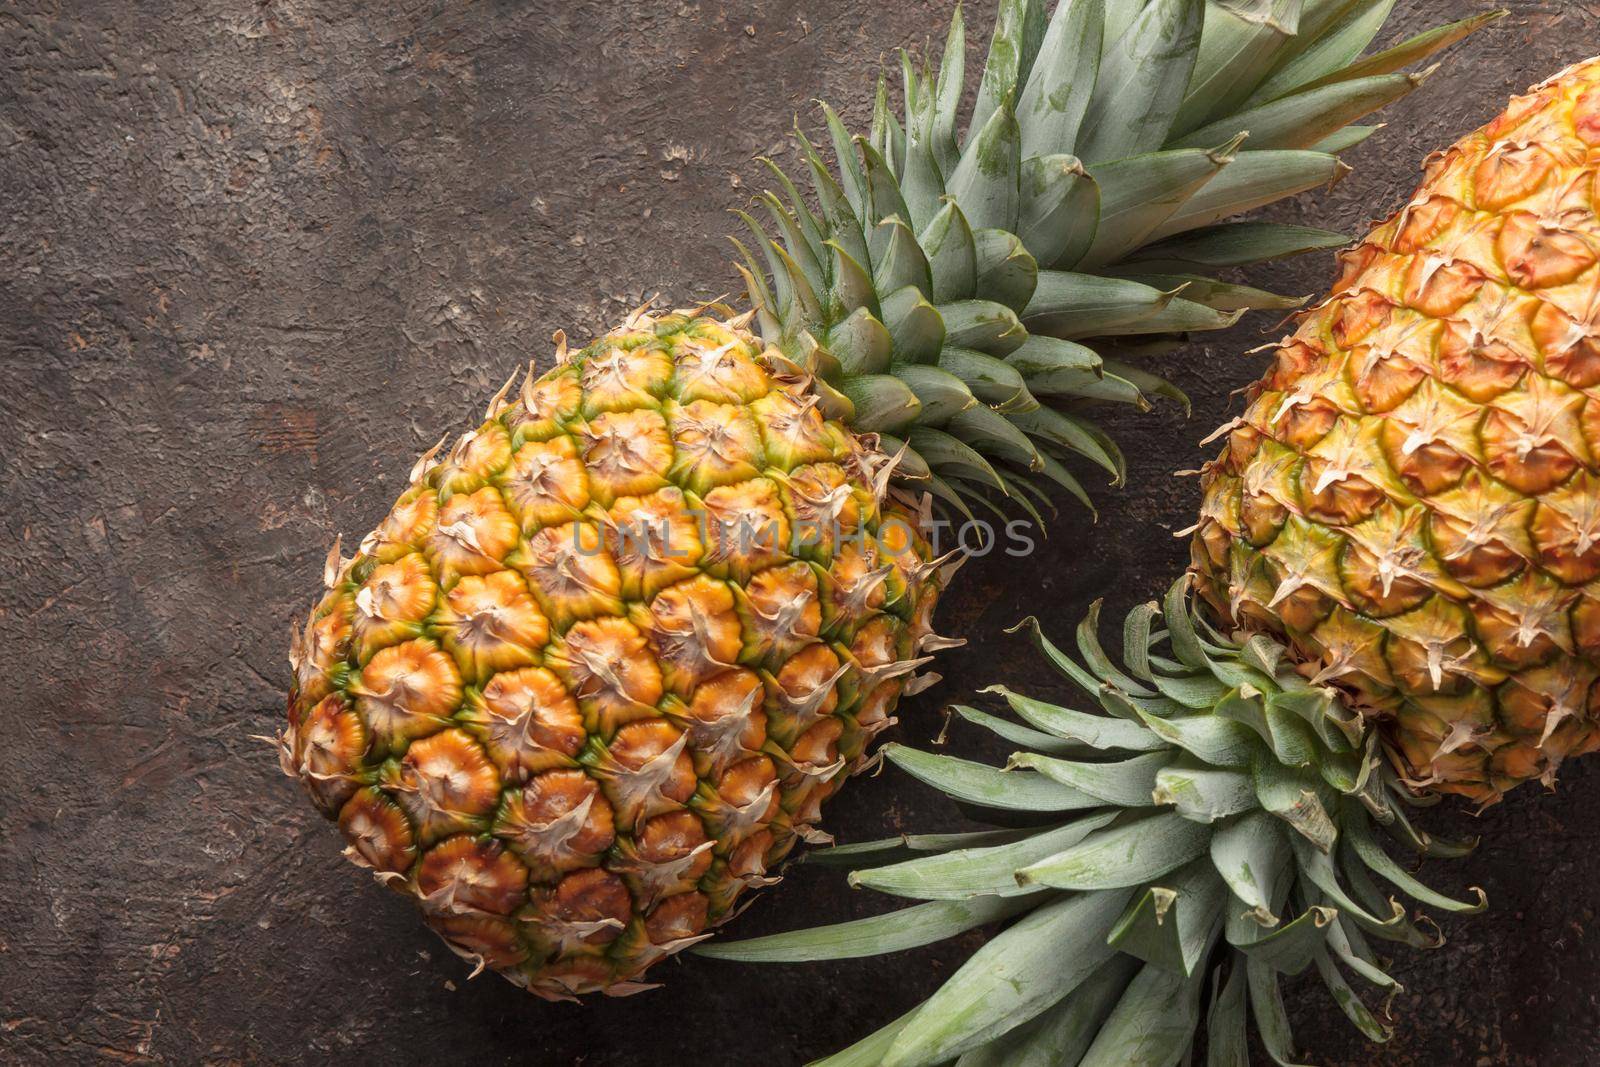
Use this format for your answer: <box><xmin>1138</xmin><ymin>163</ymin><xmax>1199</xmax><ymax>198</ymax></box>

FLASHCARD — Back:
<box><xmin>703</xmin><ymin>579</ymin><xmax>1487</xmax><ymax>1065</ymax></box>
<box><xmin>735</xmin><ymin>0</ymin><xmax>1503</xmax><ymax>520</ymax></box>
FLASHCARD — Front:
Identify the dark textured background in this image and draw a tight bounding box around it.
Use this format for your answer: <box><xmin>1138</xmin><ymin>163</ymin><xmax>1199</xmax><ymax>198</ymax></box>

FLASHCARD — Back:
<box><xmin>6</xmin><ymin>2</ymin><xmax>1600</xmax><ymax>1064</ymax></box>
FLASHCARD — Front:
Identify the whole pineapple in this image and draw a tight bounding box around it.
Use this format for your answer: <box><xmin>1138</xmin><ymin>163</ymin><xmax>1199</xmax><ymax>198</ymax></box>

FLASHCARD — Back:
<box><xmin>1193</xmin><ymin>54</ymin><xmax>1600</xmax><ymax>804</ymax></box>
<box><xmin>278</xmin><ymin>0</ymin><xmax>1487</xmax><ymax>1001</ymax></box>
<box><xmin>285</xmin><ymin>309</ymin><xmax>949</xmax><ymax>1000</ymax></box>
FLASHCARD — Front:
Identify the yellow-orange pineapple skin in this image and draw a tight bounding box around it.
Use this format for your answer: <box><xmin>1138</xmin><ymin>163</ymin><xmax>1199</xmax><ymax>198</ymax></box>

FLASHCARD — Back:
<box><xmin>279</xmin><ymin>308</ymin><xmax>946</xmax><ymax>999</ymax></box>
<box><xmin>1193</xmin><ymin>58</ymin><xmax>1600</xmax><ymax>805</ymax></box>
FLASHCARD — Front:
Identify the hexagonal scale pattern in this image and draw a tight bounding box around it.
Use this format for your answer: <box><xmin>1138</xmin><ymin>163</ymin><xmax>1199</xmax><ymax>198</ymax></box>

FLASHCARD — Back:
<box><xmin>280</xmin><ymin>308</ymin><xmax>946</xmax><ymax>999</ymax></box>
<box><xmin>1193</xmin><ymin>58</ymin><xmax>1600</xmax><ymax>805</ymax></box>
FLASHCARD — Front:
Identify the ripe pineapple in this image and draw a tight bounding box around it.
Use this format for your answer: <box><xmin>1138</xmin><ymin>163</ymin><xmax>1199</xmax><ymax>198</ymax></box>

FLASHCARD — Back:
<box><xmin>279</xmin><ymin>0</ymin><xmax>1489</xmax><ymax>1001</ymax></box>
<box><xmin>286</xmin><ymin>310</ymin><xmax>950</xmax><ymax>1000</ymax></box>
<box><xmin>1194</xmin><ymin>54</ymin><xmax>1600</xmax><ymax>805</ymax></box>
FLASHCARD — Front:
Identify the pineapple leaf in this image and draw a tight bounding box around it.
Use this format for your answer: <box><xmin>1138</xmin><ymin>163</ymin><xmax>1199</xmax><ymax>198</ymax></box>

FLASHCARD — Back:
<box><xmin>1314</xmin><ymin>950</ymin><xmax>1393</xmax><ymax>1042</ymax></box>
<box><xmin>899</xmin><ymin>57</ymin><xmax>945</xmax><ymax>232</ymax></box>
<box><xmin>972</xmin><ymin>227</ymin><xmax>1039</xmax><ymax>312</ymax></box>
<box><xmin>920</xmin><ymin>200</ymin><xmax>979</xmax><ymax>302</ymax></box>
<box><xmin>1173</xmin><ymin>71</ymin><xmax>1424</xmax><ymax>151</ymax></box>
<box><xmin>1122</xmin><ymin>601</ymin><xmax>1160</xmax><ymax>681</ymax></box>
<box><xmin>1288</xmin><ymin>833</ymin><xmax>1429</xmax><ymax>945</ymax></box>
<box><xmin>1309</xmin><ymin>122</ymin><xmax>1380</xmax><ymax>154</ymax></box>
<box><xmin>694</xmin><ymin>894</ymin><xmax>1032</xmax><ymax>962</ymax></box>
<box><xmin>1344</xmin><ymin>818</ymin><xmax>1488</xmax><ymax>914</ymax></box>
<box><xmin>931</xmin><ymin>4</ymin><xmax>967</xmax><ymax>175</ymax></box>
<box><xmin>1076</xmin><ymin>0</ymin><xmax>1205</xmax><ymax>163</ymax></box>
<box><xmin>1147</xmin><ymin>150</ymin><xmax>1346</xmax><ymax>240</ymax></box>
<box><xmin>940</xmin><ymin>298</ymin><xmax>1027</xmax><ymax>354</ymax></box>
<box><xmin>1023</xmin><ymin>450</ymin><xmax>1097</xmax><ymax>514</ymax></box>
<box><xmin>1009</xmin><ymin>750</ymin><xmax>1172</xmax><ymax>807</ymax></box>
<box><xmin>1230</xmin><ymin>905</ymin><xmax>1336</xmax><ymax>974</ymax></box>
<box><xmin>880</xmin><ymin>889</ymin><xmax>1132</xmax><ymax>1067</ymax></box>
<box><xmin>1107</xmin><ymin>272</ymin><xmax>1307</xmax><ymax>311</ymax></box>
<box><xmin>1210</xmin><ymin>810</ymin><xmax>1292</xmax><ymax>917</ymax></box>
<box><xmin>1080</xmin><ymin>139</ymin><xmax>1245</xmax><ymax>268</ymax></box>
<box><xmin>1156</xmin><ymin>760</ymin><xmax>1259</xmax><ymax>823</ymax></box>
<box><xmin>954</xmin><ymin>957</ymin><xmax>1139</xmax><ymax>1067</ymax></box>
<box><xmin>825</xmin><ymin>240</ymin><xmax>879</xmax><ymax>319</ymax></box>
<box><xmin>986</xmin><ymin>684</ymin><xmax>1168</xmax><ymax>751</ymax></box>
<box><xmin>883</xmin><ymin>743</ymin><xmax>1102</xmax><ymax>812</ymax></box>
<box><xmin>908</xmin><ymin>425</ymin><xmax>1002</xmax><ymax>487</ymax></box>
<box><xmin>1122</xmin><ymin>220</ymin><xmax>1348</xmax><ymax>270</ymax></box>
<box><xmin>948</xmin><ymin>702</ymin><xmax>1091</xmax><ymax>755</ymax></box>
<box><xmin>805</xmin><ymin>827</ymin><xmax>1035</xmax><ymax>868</ymax></box>
<box><xmin>851</xmin><ymin>813</ymin><xmax>1120</xmax><ymax>901</ymax></box>
<box><xmin>827</xmin><ymin>305</ymin><xmax>895</xmax><ymax>376</ymax></box>
<box><xmin>1015</xmin><ymin>812</ymin><xmax>1212</xmax><ymax>890</ymax></box>
<box><xmin>1016</xmin><ymin>0</ymin><xmax>1104</xmax><ymax>160</ymax></box>
<box><xmin>948</xmin><ymin>101</ymin><xmax>1023</xmax><ymax>233</ymax></box>
<box><xmin>1298</xmin><ymin>9</ymin><xmax>1508</xmax><ymax>95</ymax></box>
<box><xmin>860</xmin><ymin>138</ymin><xmax>914</xmax><ymax>227</ymax></box>
<box><xmin>1076</xmin><ymin>961</ymin><xmax>1207</xmax><ymax>1066</ymax></box>
<box><xmin>1140</xmin><ymin>710</ymin><xmax>1260</xmax><ymax>769</ymax></box>
<box><xmin>1246</xmin><ymin>955</ymin><xmax>1315</xmax><ymax>1067</ymax></box>
<box><xmin>872</xmin><ymin>216</ymin><xmax>935</xmax><ymax>296</ymax></box>
<box><xmin>819</xmin><ymin>101</ymin><xmax>869</xmax><ymax>219</ymax></box>
<box><xmin>1100</xmin><ymin>360</ymin><xmax>1191</xmax><ymax>415</ymax></box>
<box><xmin>838</xmin><ymin>373</ymin><xmax>922</xmax><ymax>433</ymax></box>
<box><xmin>881</xmin><ymin>284</ymin><xmax>947</xmax><ymax>363</ymax></box>
<box><xmin>1024</xmin><ymin>272</ymin><xmax>1178</xmax><ymax>337</ymax></box>
<box><xmin>1010</xmin><ymin>406</ymin><xmax>1123</xmax><ymax>481</ymax></box>
<box><xmin>945</xmin><ymin>401</ymin><xmax>1042</xmax><ymax>468</ymax></box>
<box><xmin>1245</xmin><ymin>0</ymin><xmax>1396</xmax><ymax>106</ymax></box>
<box><xmin>971</xmin><ymin>0</ymin><xmax>1047</xmax><ymax>141</ymax></box>
<box><xmin>1018</xmin><ymin>154</ymin><xmax>1100</xmax><ymax>268</ymax></box>
<box><xmin>1203</xmin><ymin>960</ymin><xmax>1251</xmax><ymax>1067</ymax></box>
<box><xmin>896</xmin><ymin>364</ymin><xmax>978</xmax><ymax>427</ymax></box>
<box><xmin>937</xmin><ymin>346</ymin><xmax>1035</xmax><ymax>409</ymax></box>
<box><xmin>1323</xmin><ymin>914</ymin><xmax>1401</xmax><ymax>992</ymax></box>
<box><xmin>757</xmin><ymin>190</ymin><xmax>827</xmax><ymax>296</ymax></box>
<box><xmin>923</xmin><ymin>471</ymin><xmax>979</xmax><ymax>523</ymax></box>
<box><xmin>1172</xmin><ymin>0</ymin><xmax>1303</xmax><ymax>136</ymax></box>
<box><xmin>1107</xmin><ymin>859</ymin><xmax>1227</xmax><ymax>974</ymax></box>
<box><xmin>811</xmin><ymin>1006</ymin><xmax>919</xmax><ymax>1067</ymax></box>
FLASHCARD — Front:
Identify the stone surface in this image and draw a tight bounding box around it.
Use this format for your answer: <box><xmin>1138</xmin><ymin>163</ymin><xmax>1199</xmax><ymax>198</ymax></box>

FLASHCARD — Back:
<box><xmin>3</xmin><ymin>1</ymin><xmax>1598</xmax><ymax>1064</ymax></box>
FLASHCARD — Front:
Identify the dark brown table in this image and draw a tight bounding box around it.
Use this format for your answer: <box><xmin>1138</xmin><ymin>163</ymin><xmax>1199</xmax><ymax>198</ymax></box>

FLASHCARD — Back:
<box><xmin>4</xmin><ymin>2</ymin><xmax>1595</xmax><ymax>1063</ymax></box>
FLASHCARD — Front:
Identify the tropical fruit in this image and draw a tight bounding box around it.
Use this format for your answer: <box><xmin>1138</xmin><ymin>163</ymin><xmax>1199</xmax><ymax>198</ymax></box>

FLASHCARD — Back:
<box><xmin>1194</xmin><ymin>54</ymin><xmax>1600</xmax><ymax>805</ymax></box>
<box><xmin>283</xmin><ymin>309</ymin><xmax>953</xmax><ymax>1001</ymax></box>
<box><xmin>277</xmin><ymin>0</ymin><xmax>1488</xmax><ymax>1001</ymax></box>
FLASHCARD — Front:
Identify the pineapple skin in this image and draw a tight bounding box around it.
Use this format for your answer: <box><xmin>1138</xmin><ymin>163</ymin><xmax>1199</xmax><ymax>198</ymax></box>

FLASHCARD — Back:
<box><xmin>1194</xmin><ymin>58</ymin><xmax>1600</xmax><ymax>806</ymax></box>
<box><xmin>280</xmin><ymin>308</ymin><xmax>945</xmax><ymax>999</ymax></box>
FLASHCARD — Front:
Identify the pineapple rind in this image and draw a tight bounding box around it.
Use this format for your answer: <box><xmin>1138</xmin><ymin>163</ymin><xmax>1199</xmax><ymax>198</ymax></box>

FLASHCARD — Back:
<box><xmin>1194</xmin><ymin>55</ymin><xmax>1600</xmax><ymax>804</ymax></box>
<box><xmin>281</xmin><ymin>309</ymin><xmax>949</xmax><ymax>1000</ymax></box>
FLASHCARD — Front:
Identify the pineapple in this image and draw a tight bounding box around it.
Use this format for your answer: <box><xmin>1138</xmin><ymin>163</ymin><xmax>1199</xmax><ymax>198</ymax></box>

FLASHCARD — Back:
<box><xmin>1194</xmin><ymin>54</ymin><xmax>1600</xmax><ymax>805</ymax></box>
<box><xmin>278</xmin><ymin>0</ymin><xmax>1492</xmax><ymax>1001</ymax></box>
<box><xmin>286</xmin><ymin>310</ymin><xmax>951</xmax><ymax>1001</ymax></box>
